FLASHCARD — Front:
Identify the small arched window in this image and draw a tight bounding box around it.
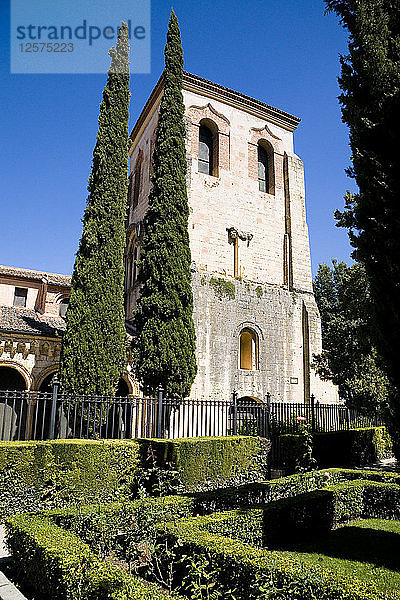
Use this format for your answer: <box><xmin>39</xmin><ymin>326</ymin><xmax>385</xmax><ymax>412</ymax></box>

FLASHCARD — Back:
<box><xmin>258</xmin><ymin>145</ymin><xmax>269</xmax><ymax>192</ymax></box>
<box><xmin>59</xmin><ymin>298</ymin><xmax>69</xmax><ymax>318</ymax></box>
<box><xmin>198</xmin><ymin>125</ymin><xmax>214</xmax><ymax>175</ymax></box>
<box><xmin>132</xmin><ymin>162</ymin><xmax>141</xmax><ymax>208</ymax></box>
<box><xmin>239</xmin><ymin>328</ymin><xmax>258</xmax><ymax>370</ymax></box>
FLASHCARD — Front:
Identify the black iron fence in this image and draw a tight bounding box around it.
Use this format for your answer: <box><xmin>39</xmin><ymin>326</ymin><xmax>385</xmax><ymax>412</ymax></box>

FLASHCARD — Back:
<box><xmin>0</xmin><ymin>386</ymin><xmax>384</xmax><ymax>444</ymax></box>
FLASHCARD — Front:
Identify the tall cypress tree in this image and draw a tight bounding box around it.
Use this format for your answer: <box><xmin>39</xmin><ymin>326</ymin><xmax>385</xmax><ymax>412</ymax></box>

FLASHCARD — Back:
<box><xmin>326</xmin><ymin>1</ymin><xmax>400</xmax><ymax>446</ymax></box>
<box><xmin>133</xmin><ymin>10</ymin><xmax>197</xmax><ymax>398</ymax></box>
<box><xmin>59</xmin><ymin>24</ymin><xmax>130</xmax><ymax>395</ymax></box>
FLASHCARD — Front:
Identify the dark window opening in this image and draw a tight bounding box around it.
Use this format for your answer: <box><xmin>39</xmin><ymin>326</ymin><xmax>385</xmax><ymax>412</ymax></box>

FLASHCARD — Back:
<box><xmin>133</xmin><ymin>163</ymin><xmax>141</xmax><ymax>208</ymax></box>
<box><xmin>199</xmin><ymin>125</ymin><xmax>214</xmax><ymax>175</ymax></box>
<box><xmin>13</xmin><ymin>287</ymin><xmax>27</xmax><ymax>308</ymax></box>
<box><xmin>258</xmin><ymin>145</ymin><xmax>269</xmax><ymax>192</ymax></box>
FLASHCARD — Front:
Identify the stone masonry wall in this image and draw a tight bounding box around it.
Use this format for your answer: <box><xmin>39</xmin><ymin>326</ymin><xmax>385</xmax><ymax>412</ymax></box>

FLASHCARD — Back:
<box><xmin>126</xmin><ymin>78</ymin><xmax>338</xmax><ymax>403</ymax></box>
<box><xmin>190</xmin><ymin>271</ymin><xmax>336</xmax><ymax>403</ymax></box>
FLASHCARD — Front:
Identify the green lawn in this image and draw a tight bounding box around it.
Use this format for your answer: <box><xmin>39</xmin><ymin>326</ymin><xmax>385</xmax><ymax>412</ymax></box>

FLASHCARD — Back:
<box><xmin>276</xmin><ymin>519</ymin><xmax>400</xmax><ymax>593</ymax></box>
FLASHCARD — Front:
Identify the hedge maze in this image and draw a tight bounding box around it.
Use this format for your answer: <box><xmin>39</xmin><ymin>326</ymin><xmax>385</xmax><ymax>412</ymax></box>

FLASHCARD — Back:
<box><xmin>2</xmin><ymin>433</ymin><xmax>400</xmax><ymax>599</ymax></box>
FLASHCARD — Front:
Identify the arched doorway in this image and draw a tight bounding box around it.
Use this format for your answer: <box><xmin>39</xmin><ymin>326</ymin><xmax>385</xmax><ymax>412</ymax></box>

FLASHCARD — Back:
<box><xmin>32</xmin><ymin>372</ymin><xmax>71</xmax><ymax>441</ymax></box>
<box><xmin>0</xmin><ymin>366</ymin><xmax>27</xmax><ymax>440</ymax></box>
<box><xmin>235</xmin><ymin>396</ymin><xmax>265</xmax><ymax>437</ymax></box>
<box><xmin>38</xmin><ymin>373</ymin><xmax>55</xmax><ymax>393</ymax></box>
<box><xmin>30</xmin><ymin>373</ymin><xmax>55</xmax><ymax>440</ymax></box>
<box><xmin>0</xmin><ymin>366</ymin><xmax>27</xmax><ymax>391</ymax></box>
<box><xmin>105</xmin><ymin>378</ymin><xmax>133</xmax><ymax>439</ymax></box>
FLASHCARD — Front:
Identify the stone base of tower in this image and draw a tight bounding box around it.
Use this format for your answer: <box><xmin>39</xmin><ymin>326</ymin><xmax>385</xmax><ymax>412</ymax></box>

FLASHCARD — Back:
<box><xmin>190</xmin><ymin>271</ymin><xmax>338</xmax><ymax>404</ymax></box>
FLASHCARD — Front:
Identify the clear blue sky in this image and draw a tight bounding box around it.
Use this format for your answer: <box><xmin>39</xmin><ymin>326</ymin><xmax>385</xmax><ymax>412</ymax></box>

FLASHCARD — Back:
<box><xmin>0</xmin><ymin>0</ymin><xmax>355</xmax><ymax>277</ymax></box>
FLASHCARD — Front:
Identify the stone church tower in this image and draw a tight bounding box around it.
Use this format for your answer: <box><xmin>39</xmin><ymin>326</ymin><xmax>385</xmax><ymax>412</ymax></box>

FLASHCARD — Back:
<box><xmin>126</xmin><ymin>72</ymin><xmax>337</xmax><ymax>404</ymax></box>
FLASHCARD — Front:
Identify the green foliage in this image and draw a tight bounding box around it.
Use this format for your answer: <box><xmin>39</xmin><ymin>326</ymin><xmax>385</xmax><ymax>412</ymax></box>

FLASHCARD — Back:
<box><xmin>191</xmin><ymin>481</ymin><xmax>381</xmax><ymax>548</ymax></box>
<box><xmin>7</xmin><ymin>468</ymin><xmax>400</xmax><ymax>600</ymax></box>
<box><xmin>159</xmin><ymin>515</ymin><xmax>398</xmax><ymax>599</ymax></box>
<box><xmin>191</xmin><ymin>467</ymin><xmax>400</xmax><ymax>514</ymax></box>
<box><xmin>47</xmin><ymin>495</ymin><xmax>193</xmax><ymax>566</ymax></box>
<box><xmin>59</xmin><ymin>24</ymin><xmax>130</xmax><ymax>395</ymax></box>
<box><xmin>0</xmin><ymin>439</ymin><xmax>140</xmax><ymax>516</ymax></box>
<box><xmin>255</xmin><ymin>286</ymin><xmax>263</xmax><ymax>298</ymax></box>
<box><xmin>5</xmin><ymin>514</ymin><xmax>180</xmax><ymax>600</ymax></box>
<box><xmin>313</xmin><ymin>261</ymin><xmax>390</xmax><ymax>414</ymax></box>
<box><xmin>141</xmin><ymin>436</ymin><xmax>268</xmax><ymax>492</ymax></box>
<box><xmin>133</xmin><ymin>442</ymin><xmax>184</xmax><ymax>497</ymax></box>
<box><xmin>325</xmin><ymin>1</ymin><xmax>400</xmax><ymax>450</ymax></box>
<box><xmin>313</xmin><ymin>426</ymin><xmax>393</xmax><ymax>467</ymax></box>
<box><xmin>209</xmin><ymin>277</ymin><xmax>236</xmax><ymax>300</ymax></box>
<box><xmin>133</xmin><ymin>11</ymin><xmax>196</xmax><ymax>398</ymax></box>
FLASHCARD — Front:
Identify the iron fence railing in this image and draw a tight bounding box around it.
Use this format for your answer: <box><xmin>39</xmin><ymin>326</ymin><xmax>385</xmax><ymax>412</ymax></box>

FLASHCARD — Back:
<box><xmin>0</xmin><ymin>387</ymin><xmax>384</xmax><ymax>444</ymax></box>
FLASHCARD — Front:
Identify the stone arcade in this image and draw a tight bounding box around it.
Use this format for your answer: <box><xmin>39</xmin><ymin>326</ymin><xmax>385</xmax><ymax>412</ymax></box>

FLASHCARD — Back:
<box><xmin>125</xmin><ymin>72</ymin><xmax>337</xmax><ymax>404</ymax></box>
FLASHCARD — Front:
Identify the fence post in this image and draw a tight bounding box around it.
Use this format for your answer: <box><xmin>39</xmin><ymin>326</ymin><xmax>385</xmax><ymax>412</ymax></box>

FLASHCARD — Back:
<box><xmin>346</xmin><ymin>406</ymin><xmax>350</xmax><ymax>430</ymax></box>
<box><xmin>310</xmin><ymin>393</ymin><xmax>315</xmax><ymax>433</ymax></box>
<box><xmin>265</xmin><ymin>392</ymin><xmax>271</xmax><ymax>438</ymax></box>
<box><xmin>49</xmin><ymin>376</ymin><xmax>59</xmax><ymax>440</ymax></box>
<box><xmin>157</xmin><ymin>385</ymin><xmax>163</xmax><ymax>439</ymax></box>
<box><xmin>232</xmin><ymin>389</ymin><xmax>238</xmax><ymax>436</ymax></box>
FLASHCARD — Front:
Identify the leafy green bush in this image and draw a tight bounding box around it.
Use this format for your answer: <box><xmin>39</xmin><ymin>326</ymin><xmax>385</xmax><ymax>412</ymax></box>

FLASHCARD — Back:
<box><xmin>5</xmin><ymin>514</ymin><xmax>181</xmax><ymax>600</ymax></box>
<box><xmin>159</xmin><ymin>517</ymin><xmax>395</xmax><ymax>599</ymax></box>
<box><xmin>140</xmin><ymin>436</ymin><xmax>268</xmax><ymax>492</ymax></box>
<box><xmin>196</xmin><ymin>479</ymin><xmax>400</xmax><ymax>549</ymax></box>
<box><xmin>313</xmin><ymin>427</ymin><xmax>392</xmax><ymax>467</ymax></box>
<box><xmin>46</xmin><ymin>495</ymin><xmax>194</xmax><ymax>564</ymax></box>
<box><xmin>0</xmin><ymin>439</ymin><xmax>141</xmax><ymax>516</ymax></box>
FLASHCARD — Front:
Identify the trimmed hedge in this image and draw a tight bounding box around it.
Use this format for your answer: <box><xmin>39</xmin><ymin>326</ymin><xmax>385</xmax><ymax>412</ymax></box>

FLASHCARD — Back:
<box><xmin>196</xmin><ymin>479</ymin><xmax>400</xmax><ymax>548</ymax></box>
<box><xmin>0</xmin><ymin>439</ymin><xmax>141</xmax><ymax>515</ymax></box>
<box><xmin>5</xmin><ymin>514</ymin><xmax>181</xmax><ymax>600</ymax></box>
<box><xmin>280</xmin><ymin>427</ymin><xmax>392</xmax><ymax>473</ymax></box>
<box><xmin>0</xmin><ymin>436</ymin><xmax>268</xmax><ymax>515</ymax></box>
<box><xmin>190</xmin><ymin>466</ymin><xmax>400</xmax><ymax>513</ymax></box>
<box><xmin>159</xmin><ymin>517</ymin><xmax>396</xmax><ymax>599</ymax></box>
<box><xmin>313</xmin><ymin>426</ymin><xmax>393</xmax><ymax>467</ymax></box>
<box><xmin>140</xmin><ymin>435</ymin><xmax>268</xmax><ymax>491</ymax></box>
<box><xmin>261</xmin><ymin>479</ymin><xmax>400</xmax><ymax>544</ymax></box>
<box><xmin>45</xmin><ymin>495</ymin><xmax>194</xmax><ymax>559</ymax></box>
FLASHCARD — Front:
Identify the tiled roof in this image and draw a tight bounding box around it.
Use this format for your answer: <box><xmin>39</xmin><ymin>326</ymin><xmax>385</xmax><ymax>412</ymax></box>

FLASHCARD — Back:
<box><xmin>0</xmin><ymin>306</ymin><xmax>66</xmax><ymax>337</ymax></box>
<box><xmin>0</xmin><ymin>265</ymin><xmax>71</xmax><ymax>287</ymax></box>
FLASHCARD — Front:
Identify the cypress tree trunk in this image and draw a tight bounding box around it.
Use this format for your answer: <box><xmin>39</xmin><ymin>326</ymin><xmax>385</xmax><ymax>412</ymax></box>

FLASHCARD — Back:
<box><xmin>133</xmin><ymin>10</ymin><xmax>197</xmax><ymax>398</ymax></box>
<box><xmin>59</xmin><ymin>24</ymin><xmax>130</xmax><ymax>396</ymax></box>
<box><xmin>326</xmin><ymin>1</ymin><xmax>400</xmax><ymax>451</ymax></box>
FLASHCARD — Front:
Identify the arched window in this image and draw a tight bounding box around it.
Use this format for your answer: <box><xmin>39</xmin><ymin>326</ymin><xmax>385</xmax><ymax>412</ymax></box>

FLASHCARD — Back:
<box><xmin>59</xmin><ymin>298</ymin><xmax>69</xmax><ymax>318</ymax></box>
<box><xmin>257</xmin><ymin>142</ymin><xmax>274</xmax><ymax>194</ymax></box>
<box><xmin>258</xmin><ymin>145</ymin><xmax>268</xmax><ymax>192</ymax></box>
<box><xmin>239</xmin><ymin>328</ymin><xmax>258</xmax><ymax>370</ymax></box>
<box><xmin>198</xmin><ymin>124</ymin><xmax>214</xmax><ymax>175</ymax></box>
<box><xmin>132</xmin><ymin>162</ymin><xmax>141</xmax><ymax>208</ymax></box>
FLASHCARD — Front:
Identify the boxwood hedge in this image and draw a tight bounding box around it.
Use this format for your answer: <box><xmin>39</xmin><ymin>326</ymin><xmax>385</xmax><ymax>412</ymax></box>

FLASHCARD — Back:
<box><xmin>159</xmin><ymin>517</ymin><xmax>397</xmax><ymax>599</ymax></box>
<box><xmin>5</xmin><ymin>513</ymin><xmax>182</xmax><ymax>600</ymax></box>
<box><xmin>139</xmin><ymin>435</ymin><xmax>269</xmax><ymax>491</ymax></box>
<box><xmin>0</xmin><ymin>439</ymin><xmax>141</xmax><ymax>516</ymax></box>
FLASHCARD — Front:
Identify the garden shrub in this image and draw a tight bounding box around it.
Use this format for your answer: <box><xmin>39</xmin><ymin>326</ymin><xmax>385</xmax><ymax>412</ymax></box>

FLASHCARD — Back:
<box><xmin>139</xmin><ymin>435</ymin><xmax>268</xmax><ymax>491</ymax></box>
<box><xmin>313</xmin><ymin>426</ymin><xmax>392</xmax><ymax>467</ymax></box>
<box><xmin>0</xmin><ymin>439</ymin><xmax>141</xmax><ymax>516</ymax></box>
<box><xmin>283</xmin><ymin>417</ymin><xmax>317</xmax><ymax>473</ymax></box>
<box><xmin>45</xmin><ymin>495</ymin><xmax>194</xmax><ymax>562</ymax></box>
<box><xmin>5</xmin><ymin>514</ymin><xmax>181</xmax><ymax>600</ymax></box>
<box><xmin>190</xmin><ymin>468</ymin><xmax>356</xmax><ymax>513</ymax></box>
<box><xmin>158</xmin><ymin>518</ymin><xmax>395</xmax><ymax>599</ymax></box>
<box><xmin>196</xmin><ymin>479</ymin><xmax>400</xmax><ymax>549</ymax></box>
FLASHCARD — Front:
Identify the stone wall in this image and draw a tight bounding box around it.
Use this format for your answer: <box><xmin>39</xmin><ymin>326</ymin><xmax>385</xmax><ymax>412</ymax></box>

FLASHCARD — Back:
<box><xmin>190</xmin><ymin>271</ymin><xmax>337</xmax><ymax>403</ymax></box>
<box><xmin>126</xmin><ymin>75</ymin><xmax>338</xmax><ymax>403</ymax></box>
